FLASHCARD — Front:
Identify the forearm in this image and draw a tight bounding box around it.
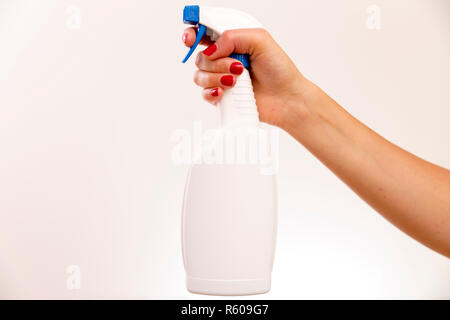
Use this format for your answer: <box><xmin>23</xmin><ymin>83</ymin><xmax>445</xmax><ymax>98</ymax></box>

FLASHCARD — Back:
<box><xmin>283</xmin><ymin>79</ymin><xmax>450</xmax><ymax>257</ymax></box>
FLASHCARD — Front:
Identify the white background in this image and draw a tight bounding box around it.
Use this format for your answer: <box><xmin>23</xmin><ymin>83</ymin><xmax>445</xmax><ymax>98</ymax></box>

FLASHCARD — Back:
<box><xmin>0</xmin><ymin>0</ymin><xmax>449</xmax><ymax>299</ymax></box>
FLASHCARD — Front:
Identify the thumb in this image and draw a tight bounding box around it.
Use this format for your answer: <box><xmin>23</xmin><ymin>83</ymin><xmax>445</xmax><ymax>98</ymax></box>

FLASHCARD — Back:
<box><xmin>202</xmin><ymin>28</ymin><xmax>268</xmax><ymax>60</ymax></box>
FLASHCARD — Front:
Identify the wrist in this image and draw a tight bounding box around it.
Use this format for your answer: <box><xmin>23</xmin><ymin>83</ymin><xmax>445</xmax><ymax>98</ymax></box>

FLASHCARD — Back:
<box><xmin>278</xmin><ymin>77</ymin><xmax>319</xmax><ymax>134</ymax></box>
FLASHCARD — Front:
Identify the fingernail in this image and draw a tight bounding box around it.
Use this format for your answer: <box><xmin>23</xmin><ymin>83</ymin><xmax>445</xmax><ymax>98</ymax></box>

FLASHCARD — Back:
<box><xmin>230</xmin><ymin>62</ymin><xmax>244</xmax><ymax>75</ymax></box>
<box><xmin>182</xmin><ymin>33</ymin><xmax>188</xmax><ymax>44</ymax></box>
<box><xmin>203</xmin><ymin>43</ymin><xmax>217</xmax><ymax>56</ymax></box>
<box><xmin>210</xmin><ymin>88</ymin><xmax>219</xmax><ymax>97</ymax></box>
<box><xmin>220</xmin><ymin>75</ymin><xmax>234</xmax><ymax>86</ymax></box>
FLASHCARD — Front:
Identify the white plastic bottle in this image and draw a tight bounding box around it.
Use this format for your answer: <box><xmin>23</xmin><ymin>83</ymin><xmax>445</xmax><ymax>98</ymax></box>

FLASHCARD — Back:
<box><xmin>181</xmin><ymin>5</ymin><xmax>277</xmax><ymax>296</ymax></box>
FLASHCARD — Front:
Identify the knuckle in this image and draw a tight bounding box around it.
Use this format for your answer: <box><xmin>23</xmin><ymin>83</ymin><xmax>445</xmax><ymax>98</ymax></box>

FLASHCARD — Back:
<box><xmin>258</xmin><ymin>28</ymin><xmax>269</xmax><ymax>36</ymax></box>
<box><xmin>193</xmin><ymin>70</ymin><xmax>201</xmax><ymax>85</ymax></box>
<box><xmin>221</xmin><ymin>30</ymin><xmax>233</xmax><ymax>41</ymax></box>
<box><xmin>256</xmin><ymin>28</ymin><xmax>270</xmax><ymax>40</ymax></box>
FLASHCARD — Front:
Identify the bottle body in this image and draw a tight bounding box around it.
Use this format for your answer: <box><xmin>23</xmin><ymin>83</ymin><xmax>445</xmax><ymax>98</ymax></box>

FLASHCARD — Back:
<box><xmin>182</xmin><ymin>45</ymin><xmax>276</xmax><ymax>295</ymax></box>
<box><xmin>182</xmin><ymin>162</ymin><xmax>277</xmax><ymax>295</ymax></box>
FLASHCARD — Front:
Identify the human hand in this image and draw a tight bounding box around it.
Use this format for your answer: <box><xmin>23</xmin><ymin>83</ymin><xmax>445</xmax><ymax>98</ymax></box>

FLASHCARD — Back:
<box><xmin>182</xmin><ymin>28</ymin><xmax>311</xmax><ymax>129</ymax></box>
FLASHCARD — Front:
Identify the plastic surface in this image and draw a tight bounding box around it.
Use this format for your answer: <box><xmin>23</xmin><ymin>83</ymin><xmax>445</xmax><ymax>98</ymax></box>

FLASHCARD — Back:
<box><xmin>196</xmin><ymin>6</ymin><xmax>263</xmax><ymax>34</ymax></box>
<box><xmin>182</xmin><ymin>163</ymin><xmax>277</xmax><ymax>296</ymax></box>
<box><xmin>219</xmin><ymin>68</ymin><xmax>258</xmax><ymax>127</ymax></box>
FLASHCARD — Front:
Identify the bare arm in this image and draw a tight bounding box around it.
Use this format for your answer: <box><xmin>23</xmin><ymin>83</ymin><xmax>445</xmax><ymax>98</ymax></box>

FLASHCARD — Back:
<box><xmin>282</xmin><ymin>80</ymin><xmax>450</xmax><ymax>257</ymax></box>
<box><xmin>182</xmin><ymin>27</ymin><xmax>450</xmax><ymax>257</ymax></box>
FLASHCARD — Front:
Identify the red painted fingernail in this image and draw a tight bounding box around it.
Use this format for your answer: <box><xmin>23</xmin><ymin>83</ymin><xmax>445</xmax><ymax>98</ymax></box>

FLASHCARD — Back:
<box><xmin>182</xmin><ymin>33</ymin><xmax>188</xmax><ymax>44</ymax></box>
<box><xmin>203</xmin><ymin>43</ymin><xmax>217</xmax><ymax>56</ymax></box>
<box><xmin>210</xmin><ymin>88</ymin><xmax>219</xmax><ymax>97</ymax></box>
<box><xmin>230</xmin><ymin>62</ymin><xmax>244</xmax><ymax>75</ymax></box>
<box><xmin>220</xmin><ymin>75</ymin><xmax>234</xmax><ymax>86</ymax></box>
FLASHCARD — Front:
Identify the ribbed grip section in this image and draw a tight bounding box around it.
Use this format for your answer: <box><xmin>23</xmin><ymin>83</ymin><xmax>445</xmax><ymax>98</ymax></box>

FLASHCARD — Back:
<box><xmin>219</xmin><ymin>69</ymin><xmax>259</xmax><ymax>128</ymax></box>
<box><xmin>229</xmin><ymin>53</ymin><xmax>250</xmax><ymax>69</ymax></box>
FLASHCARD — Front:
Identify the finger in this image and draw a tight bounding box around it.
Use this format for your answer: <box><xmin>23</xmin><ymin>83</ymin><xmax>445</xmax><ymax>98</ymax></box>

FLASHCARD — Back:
<box><xmin>182</xmin><ymin>27</ymin><xmax>214</xmax><ymax>47</ymax></box>
<box><xmin>193</xmin><ymin>70</ymin><xmax>236</xmax><ymax>89</ymax></box>
<box><xmin>202</xmin><ymin>87</ymin><xmax>223</xmax><ymax>106</ymax></box>
<box><xmin>201</xmin><ymin>28</ymin><xmax>268</xmax><ymax>60</ymax></box>
<box><xmin>195</xmin><ymin>53</ymin><xmax>244</xmax><ymax>75</ymax></box>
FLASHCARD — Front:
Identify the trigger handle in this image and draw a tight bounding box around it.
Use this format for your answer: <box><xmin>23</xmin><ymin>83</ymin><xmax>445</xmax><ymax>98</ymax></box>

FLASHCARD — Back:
<box><xmin>182</xmin><ymin>24</ymin><xmax>207</xmax><ymax>63</ymax></box>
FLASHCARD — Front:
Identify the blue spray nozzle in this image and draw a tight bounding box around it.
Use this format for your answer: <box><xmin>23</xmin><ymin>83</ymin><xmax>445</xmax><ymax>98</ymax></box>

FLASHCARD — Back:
<box><xmin>183</xmin><ymin>5</ymin><xmax>199</xmax><ymax>25</ymax></box>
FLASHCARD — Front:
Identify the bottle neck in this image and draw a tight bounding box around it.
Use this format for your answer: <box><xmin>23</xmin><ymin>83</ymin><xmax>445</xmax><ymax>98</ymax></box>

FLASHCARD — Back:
<box><xmin>218</xmin><ymin>69</ymin><xmax>259</xmax><ymax>128</ymax></box>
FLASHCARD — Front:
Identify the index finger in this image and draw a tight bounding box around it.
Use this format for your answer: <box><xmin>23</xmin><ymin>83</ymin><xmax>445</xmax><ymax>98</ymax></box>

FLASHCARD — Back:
<box><xmin>182</xmin><ymin>27</ymin><xmax>214</xmax><ymax>48</ymax></box>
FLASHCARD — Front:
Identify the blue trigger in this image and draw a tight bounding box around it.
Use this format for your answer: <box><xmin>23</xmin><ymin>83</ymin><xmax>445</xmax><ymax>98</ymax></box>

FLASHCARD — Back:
<box><xmin>182</xmin><ymin>24</ymin><xmax>207</xmax><ymax>63</ymax></box>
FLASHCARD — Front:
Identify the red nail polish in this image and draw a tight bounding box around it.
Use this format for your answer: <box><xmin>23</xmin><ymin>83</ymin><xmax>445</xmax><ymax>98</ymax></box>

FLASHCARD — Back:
<box><xmin>230</xmin><ymin>62</ymin><xmax>244</xmax><ymax>75</ymax></box>
<box><xmin>182</xmin><ymin>33</ymin><xmax>188</xmax><ymax>44</ymax></box>
<box><xmin>220</xmin><ymin>75</ymin><xmax>234</xmax><ymax>86</ymax></box>
<box><xmin>211</xmin><ymin>88</ymin><xmax>219</xmax><ymax>97</ymax></box>
<box><xmin>203</xmin><ymin>43</ymin><xmax>217</xmax><ymax>56</ymax></box>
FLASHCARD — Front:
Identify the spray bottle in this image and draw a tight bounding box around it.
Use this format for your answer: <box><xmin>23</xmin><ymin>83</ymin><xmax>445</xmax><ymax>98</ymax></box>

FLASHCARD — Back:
<box><xmin>181</xmin><ymin>5</ymin><xmax>277</xmax><ymax>295</ymax></box>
